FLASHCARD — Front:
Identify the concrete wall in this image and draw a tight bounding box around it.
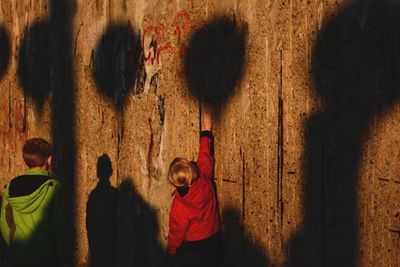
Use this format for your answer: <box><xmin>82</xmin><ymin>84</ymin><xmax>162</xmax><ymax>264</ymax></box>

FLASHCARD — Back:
<box><xmin>0</xmin><ymin>0</ymin><xmax>399</xmax><ymax>266</ymax></box>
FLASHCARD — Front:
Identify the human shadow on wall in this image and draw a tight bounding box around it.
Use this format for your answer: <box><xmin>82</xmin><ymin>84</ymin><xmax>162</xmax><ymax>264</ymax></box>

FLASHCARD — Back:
<box><xmin>222</xmin><ymin>207</ymin><xmax>270</xmax><ymax>267</ymax></box>
<box><xmin>116</xmin><ymin>179</ymin><xmax>169</xmax><ymax>267</ymax></box>
<box><xmin>183</xmin><ymin>16</ymin><xmax>247</xmax><ymax>115</ymax></box>
<box><xmin>286</xmin><ymin>1</ymin><xmax>400</xmax><ymax>266</ymax></box>
<box><xmin>86</xmin><ymin>154</ymin><xmax>118</xmax><ymax>267</ymax></box>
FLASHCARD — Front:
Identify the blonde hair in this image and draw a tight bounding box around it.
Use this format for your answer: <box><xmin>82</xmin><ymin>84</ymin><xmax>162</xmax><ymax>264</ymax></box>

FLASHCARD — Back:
<box><xmin>168</xmin><ymin>158</ymin><xmax>199</xmax><ymax>187</ymax></box>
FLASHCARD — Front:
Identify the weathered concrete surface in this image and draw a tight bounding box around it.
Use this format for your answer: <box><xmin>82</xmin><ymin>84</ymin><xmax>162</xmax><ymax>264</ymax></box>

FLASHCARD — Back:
<box><xmin>1</xmin><ymin>0</ymin><xmax>399</xmax><ymax>266</ymax></box>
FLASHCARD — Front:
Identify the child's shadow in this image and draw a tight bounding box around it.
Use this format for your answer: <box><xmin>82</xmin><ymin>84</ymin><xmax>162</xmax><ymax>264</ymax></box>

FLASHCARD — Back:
<box><xmin>116</xmin><ymin>178</ymin><xmax>169</xmax><ymax>267</ymax></box>
<box><xmin>86</xmin><ymin>155</ymin><xmax>169</xmax><ymax>267</ymax></box>
<box><xmin>222</xmin><ymin>207</ymin><xmax>270</xmax><ymax>267</ymax></box>
<box><xmin>86</xmin><ymin>154</ymin><xmax>118</xmax><ymax>267</ymax></box>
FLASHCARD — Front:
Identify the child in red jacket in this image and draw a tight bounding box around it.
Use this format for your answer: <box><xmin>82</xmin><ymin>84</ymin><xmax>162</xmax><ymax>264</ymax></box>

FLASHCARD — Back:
<box><xmin>167</xmin><ymin>111</ymin><xmax>221</xmax><ymax>267</ymax></box>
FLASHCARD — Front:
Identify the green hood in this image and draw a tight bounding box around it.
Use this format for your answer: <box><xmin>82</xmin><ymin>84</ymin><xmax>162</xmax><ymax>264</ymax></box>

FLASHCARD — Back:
<box><xmin>0</xmin><ymin>169</ymin><xmax>67</xmax><ymax>265</ymax></box>
<box><xmin>4</xmin><ymin>179</ymin><xmax>58</xmax><ymax>214</ymax></box>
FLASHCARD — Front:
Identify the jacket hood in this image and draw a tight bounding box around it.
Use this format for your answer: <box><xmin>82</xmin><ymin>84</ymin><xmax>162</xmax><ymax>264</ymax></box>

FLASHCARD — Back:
<box><xmin>175</xmin><ymin>177</ymin><xmax>212</xmax><ymax>208</ymax></box>
<box><xmin>4</xmin><ymin>178</ymin><xmax>57</xmax><ymax>214</ymax></box>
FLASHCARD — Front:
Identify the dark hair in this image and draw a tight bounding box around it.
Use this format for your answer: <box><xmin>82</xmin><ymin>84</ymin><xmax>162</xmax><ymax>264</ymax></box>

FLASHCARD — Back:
<box><xmin>23</xmin><ymin>138</ymin><xmax>52</xmax><ymax>168</ymax></box>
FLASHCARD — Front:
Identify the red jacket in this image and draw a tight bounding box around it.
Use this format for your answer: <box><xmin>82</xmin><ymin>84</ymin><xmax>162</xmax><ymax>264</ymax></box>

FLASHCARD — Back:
<box><xmin>167</xmin><ymin>133</ymin><xmax>220</xmax><ymax>255</ymax></box>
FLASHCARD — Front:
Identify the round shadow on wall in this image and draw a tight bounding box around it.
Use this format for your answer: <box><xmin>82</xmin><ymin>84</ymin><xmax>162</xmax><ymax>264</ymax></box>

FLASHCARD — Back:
<box><xmin>0</xmin><ymin>26</ymin><xmax>10</xmax><ymax>79</ymax></box>
<box><xmin>183</xmin><ymin>17</ymin><xmax>247</xmax><ymax>113</ymax></box>
<box><xmin>17</xmin><ymin>21</ymin><xmax>51</xmax><ymax>112</ymax></box>
<box><xmin>93</xmin><ymin>23</ymin><xmax>142</xmax><ymax>110</ymax></box>
<box><xmin>312</xmin><ymin>0</ymin><xmax>400</xmax><ymax>112</ymax></box>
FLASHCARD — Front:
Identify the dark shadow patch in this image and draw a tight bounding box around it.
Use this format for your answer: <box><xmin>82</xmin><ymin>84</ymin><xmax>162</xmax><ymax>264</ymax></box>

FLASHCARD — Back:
<box><xmin>222</xmin><ymin>207</ymin><xmax>270</xmax><ymax>267</ymax></box>
<box><xmin>93</xmin><ymin>23</ymin><xmax>142</xmax><ymax>110</ymax></box>
<box><xmin>0</xmin><ymin>27</ymin><xmax>10</xmax><ymax>80</ymax></box>
<box><xmin>49</xmin><ymin>0</ymin><xmax>76</xmax><ymax>263</ymax></box>
<box><xmin>116</xmin><ymin>179</ymin><xmax>170</xmax><ymax>266</ymax></box>
<box><xmin>4</xmin><ymin>1</ymin><xmax>76</xmax><ymax>265</ymax></box>
<box><xmin>286</xmin><ymin>1</ymin><xmax>400</xmax><ymax>266</ymax></box>
<box><xmin>183</xmin><ymin>17</ymin><xmax>247</xmax><ymax>114</ymax></box>
<box><xmin>17</xmin><ymin>21</ymin><xmax>51</xmax><ymax>113</ymax></box>
<box><xmin>86</xmin><ymin>154</ymin><xmax>118</xmax><ymax>267</ymax></box>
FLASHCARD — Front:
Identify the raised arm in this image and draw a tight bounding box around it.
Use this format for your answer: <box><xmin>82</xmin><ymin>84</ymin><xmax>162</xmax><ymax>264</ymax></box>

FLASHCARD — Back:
<box><xmin>196</xmin><ymin>111</ymin><xmax>214</xmax><ymax>180</ymax></box>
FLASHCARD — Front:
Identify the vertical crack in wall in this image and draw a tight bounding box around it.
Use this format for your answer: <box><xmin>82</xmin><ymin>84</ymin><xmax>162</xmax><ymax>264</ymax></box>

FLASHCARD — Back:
<box><xmin>198</xmin><ymin>101</ymin><xmax>202</xmax><ymax>131</ymax></box>
<box><xmin>22</xmin><ymin>94</ymin><xmax>27</xmax><ymax>133</ymax></box>
<box><xmin>147</xmin><ymin>117</ymin><xmax>154</xmax><ymax>197</ymax></box>
<box><xmin>277</xmin><ymin>49</ymin><xmax>284</xmax><ymax>229</ymax></box>
<box><xmin>157</xmin><ymin>95</ymin><xmax>165</xmax><ymax>127</ymax></box>
<box><xmin>73</xmin><ymin>22</ymin><xmax>84</xmax><ymax>59</ymax></box>
<box><xmin>8</xmin><ymin>90</ymin><xmax>11</xmax><ymax>129</ymax></box>
<box><xmin>116</xmin><ymin>114</ymin><xmax>125</xmax><ymax>184</ymax></box>
<box><xmin>134</xmin><ymin>52</ymin><xmax>146</xmax><ymax>95</ymax></box>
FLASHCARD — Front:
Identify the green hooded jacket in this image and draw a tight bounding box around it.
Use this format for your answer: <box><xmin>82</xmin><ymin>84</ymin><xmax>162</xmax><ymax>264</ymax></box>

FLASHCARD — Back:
<box><xmin>0</xmin><ymin>169</ymin><xmax>70</xmax><ymax>266</ymax></box>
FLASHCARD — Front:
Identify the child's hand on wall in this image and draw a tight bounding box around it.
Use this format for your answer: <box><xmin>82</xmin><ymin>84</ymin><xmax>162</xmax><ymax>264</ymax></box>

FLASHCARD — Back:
<box><xmin>202</xmin><ymin>111</ymin><xmax>213</xmax><ymax>131</ymax></box>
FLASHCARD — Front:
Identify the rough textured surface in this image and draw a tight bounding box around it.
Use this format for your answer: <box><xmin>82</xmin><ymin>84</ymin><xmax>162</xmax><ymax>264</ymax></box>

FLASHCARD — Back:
<box><xmin>0</xmin><ymin>0</ymin><xmax>399</xmax><ymax>266</ymax></box>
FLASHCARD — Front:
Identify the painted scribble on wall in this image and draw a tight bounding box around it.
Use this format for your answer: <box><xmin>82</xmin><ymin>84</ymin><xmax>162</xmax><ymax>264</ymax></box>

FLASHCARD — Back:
<box><xmin>142</xmin><ymin>10</ymin><xmax>191</xmax><ymax>67</ymax></box>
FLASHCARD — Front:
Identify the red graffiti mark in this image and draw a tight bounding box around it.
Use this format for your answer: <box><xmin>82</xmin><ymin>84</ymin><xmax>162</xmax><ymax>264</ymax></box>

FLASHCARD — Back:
<box><xmin>155</xmin><ymin>42</ymin><xmax>172</xmax><ymax>65</ymax></box>
<box><xmin>155</xmin><ymin>24</ymin><xmax>165</xmax><ymax>35</ymax></box>
<box><xmin>142</xmin><ymin>10</ymin><xmax>192</xmax><ymax>68</ymax></box>
<box><xmin>142</xmin><ymin>25</ymin><xmax>155</xmax><ymax>62</ymax></box>
<box><xmin>172</xmin><ymin>10</ymin><xmax>191</xmax><ymax>44</ymax></box>
<box><xmin>142</xmin><ymin>23</ymin><xmax>173</xmax><ymax>65</ymax></box>
<box><xmin>172</xmin><ymin>10</ymin><xmax>190</xmax><ymax>67</ymax></box>
<box><xmin>2</xmin><ymin>98</ymin><xmax>7</xmax><ymax>116</ymax></box>
<box><xmin>178</xmin><ymin>43</ymin><xmax>187</xmax><ymax>58</ymax></box>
